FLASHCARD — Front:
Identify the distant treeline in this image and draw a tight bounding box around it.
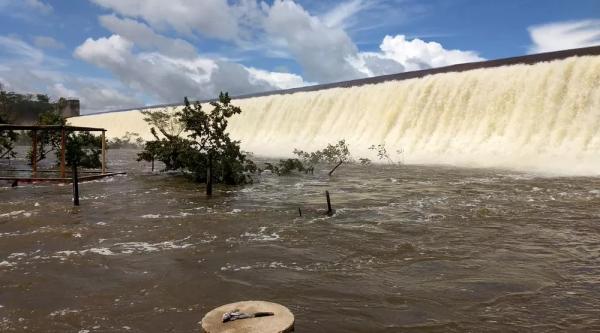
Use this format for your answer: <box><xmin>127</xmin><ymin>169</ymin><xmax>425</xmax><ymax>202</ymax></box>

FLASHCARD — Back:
<box><xmin>0</xmin><ymin>84</ymin><xmax>70</xmax><ymax>125</ymax></box>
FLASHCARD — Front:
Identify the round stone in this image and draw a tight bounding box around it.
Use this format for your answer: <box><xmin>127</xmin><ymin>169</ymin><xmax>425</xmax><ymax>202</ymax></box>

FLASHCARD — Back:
<box><xmin>201</xmin><ymin>300</ymin><xmax>294</xmax><ymax>333</ymax></box>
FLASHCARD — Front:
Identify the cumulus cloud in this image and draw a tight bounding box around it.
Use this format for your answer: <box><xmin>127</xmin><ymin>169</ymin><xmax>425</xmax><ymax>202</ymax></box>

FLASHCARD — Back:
<box><xmin>246</xmin><ymin>67</ymin><xmax>313</xmax><ymax>90</ymax></box>
<box><xmin>74</xmin><ymin>33</ymin><xmax>311</xmax><ymax>103</ymax></box>
<box><xmin>528</xmin><ymin>19</ymin><xmax>600</xmax><ymax>53</ymax></box>
<box><xmin>264</xmin><ymin>0</ymin><xmax>366</xmax><ymax>83</ymax></box>
<box><xmin>363</xmin><ymin>35</ymin><xmax>484</xmax><ymax>72</ymax></box>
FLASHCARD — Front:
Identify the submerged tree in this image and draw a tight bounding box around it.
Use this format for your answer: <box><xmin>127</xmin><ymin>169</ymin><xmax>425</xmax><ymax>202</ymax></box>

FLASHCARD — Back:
<box><xmin>369</xmin><ymin>143</ymin><xmax>403</xmax><ymax>165</ymax></box>
<box><xmin>294</xmin><ymin>140</ymin><xmax>351</xmax><ymax>175</ymax></box>
<box><xmin>109</xmin><ymin>131</ymin><xmax>144</xmax><ymax>149</ymax></box>
<box><xmin>138</xmin><ymin>92</ymin><xmax>255</xmax><ymax>194</ymax></box>
<box><xmin>264</xmin><ymin>158</ymin><xmax>306</xmax><ymax>175</ymax></box>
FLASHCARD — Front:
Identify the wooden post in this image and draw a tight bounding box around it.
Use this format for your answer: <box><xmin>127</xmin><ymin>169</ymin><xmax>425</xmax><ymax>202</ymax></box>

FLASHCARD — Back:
<box><xmin>72</xmin><ymin>162</ymin><xmax>79</xmax><ymax>206</ymax></box>
<box><xmin>101</xmin><ymin>131</ymin><xmax>106</xmax><ymax>174</ymax></box>
<box><xmin>60</xmin><ymin>128</ymin><xmax>66</xmax><ymax>178</ymax></box>
<box><xmin>206</xmin><ymin>154</ymin><xmax>213</xmax><ymax>196</ymax></box>
<box><xmin>326</xmin><ymin>190</ymin><xmax>333</xmax><ymax>216</ymax></box>
<box><xmin>31</xmin><ymin>130</ymin><xmax>37</xmax><ymax>176</ymax></box>
<box><xmin>151</xmin><ymin>156</ymin><xmax>154</xmax><ymax>172</ymax></box>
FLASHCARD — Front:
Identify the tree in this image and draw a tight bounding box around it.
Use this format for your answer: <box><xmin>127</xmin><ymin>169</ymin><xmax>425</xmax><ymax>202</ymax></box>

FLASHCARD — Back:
<box><xmin>26</xmin><ymin>110</ymin><xmax>101</xmax><ymax>169</ymax></box>
<box><xmin>0</xmin><ymin>85</ymin><xmax>18</xmax><ymax>160</ymax></box>
<box><xmin>178</xmin><ymin>92</ymin><xmax>255</xmax><ymax>191</ymax></box>
<box><xmin>138</xmin><ymin>93</ymin><xmax>256</xmax><ymax>194</ymax></box>
<box><xmin>109</xmin><ymin>131</ymin><xmax>144</xmax><ymax>149</ymax></box>
<box><xmin>369</xmin><ymin>143</ymin><xmax>403</xmax><ymax>165</ymax></box>
<box><xmin>0</xmin><ymin>108</ymin><xmax>17</xmax><ymax>160</ymax></box>
<box><xmin>294</xmin><ymin>140</ymin><xmax>352</xmax><ymax>176</ymax></box>
<box><xmin>64</xmin><ymin>132</ymin><xmax>102</xmax><ymax>168</ymax></box>
<box><xmin>137</xmin><ymin>109</ymin><xmax>189</xmax><ymax>171</ymax></box>
<box><xmin>27</xmin><ymin>110</ymin><xmax>66</xmax><ymax>165</ymax></box>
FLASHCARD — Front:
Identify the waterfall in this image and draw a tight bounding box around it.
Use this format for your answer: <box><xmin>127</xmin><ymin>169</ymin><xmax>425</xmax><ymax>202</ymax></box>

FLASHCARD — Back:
<box><xmin>70</xmin><ymin>55</ymin><xmax>600</xmax><ymax>175</ymax></box>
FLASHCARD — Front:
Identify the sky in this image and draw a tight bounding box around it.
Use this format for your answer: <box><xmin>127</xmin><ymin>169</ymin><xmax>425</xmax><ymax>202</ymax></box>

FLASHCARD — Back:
<box><xmin>0</xmin><ymin>0</ymin><xmax>599</xmax><ymax>114</ymax></box>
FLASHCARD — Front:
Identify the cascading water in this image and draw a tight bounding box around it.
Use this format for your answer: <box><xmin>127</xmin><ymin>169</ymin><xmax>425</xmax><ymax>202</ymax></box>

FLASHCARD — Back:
<box><xmin>70</xmin><ymin>55</ymin><xmax>600</xmax><ymax>175</ymax></box>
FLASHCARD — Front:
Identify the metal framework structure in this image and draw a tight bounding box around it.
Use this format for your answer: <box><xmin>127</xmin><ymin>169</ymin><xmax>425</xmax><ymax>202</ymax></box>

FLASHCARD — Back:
<box><xmin>0</xmin><ymin>124</ymin><xmax>123</xmax><ymax>183</ymax></box>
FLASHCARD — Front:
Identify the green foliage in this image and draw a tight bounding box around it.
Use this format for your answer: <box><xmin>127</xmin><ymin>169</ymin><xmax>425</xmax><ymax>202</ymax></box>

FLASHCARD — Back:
<box><xmin>294</xmin><ymin>140</ymin><xmax>351</xmax><ymax>165</ymax></box>
<box><xmin>26</xmin><ymin>110</ymin><xmax>66</xmax><ymax>164</ymax></box>
<box><xmin>64</xmin><ymin>132</ymin><xmax>102</xmax><ymax>168</ymax></box>
<box><xmin>109</xmin><ymin>131</ymin><xmax>144</xmax><ymax>149</ymax></box>
<box><xmin>138</xmin><ymin>92</ymin><xmax>255</xmax><ymax>185</ymax></box>
<box><xmin>264</xmin><ymin>158</ymin><xmax>306</xmax><ymax>175</ymax></box>
<box><xmin>25</xmin><ymin>110</ymin><xmax>102</xmax><ymax>168</ymax></box>
<box><xmin>0</xmin><ymin>108</ymin><xmax>18</xmax><ymax>160</ymax></box>
<box><xmin>359</xmin><ymin>157</ymin><xmax>371</xmax><ymax>165</ymax></box>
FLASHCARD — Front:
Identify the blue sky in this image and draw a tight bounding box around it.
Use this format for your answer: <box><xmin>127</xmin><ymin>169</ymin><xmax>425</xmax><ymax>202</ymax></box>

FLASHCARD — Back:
<box><xmin>0</xmin><ymin>0</ymin><xmax>599</xmax><ymax>113</ymax></box>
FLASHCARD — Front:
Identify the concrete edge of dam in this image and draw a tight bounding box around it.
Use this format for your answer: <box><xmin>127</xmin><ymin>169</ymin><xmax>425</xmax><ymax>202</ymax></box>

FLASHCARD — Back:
<box><xmin>85</xmin><ymin>45</ymin><xmax>600</xmax><ymax>116</ymax></box>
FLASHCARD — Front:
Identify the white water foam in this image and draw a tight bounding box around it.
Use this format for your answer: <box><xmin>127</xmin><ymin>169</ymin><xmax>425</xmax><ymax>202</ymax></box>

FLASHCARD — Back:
<box><xmin>70</xmin><ymin>56</ymin><xmax>600</xmax><ymax>175</ymax></box>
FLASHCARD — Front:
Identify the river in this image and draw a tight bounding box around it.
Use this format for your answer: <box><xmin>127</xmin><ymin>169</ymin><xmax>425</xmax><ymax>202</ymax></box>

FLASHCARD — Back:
<box><xmin>1</xmin><ymin>149</ymin><xmax>600</xmax><ymax>332</ymax></box>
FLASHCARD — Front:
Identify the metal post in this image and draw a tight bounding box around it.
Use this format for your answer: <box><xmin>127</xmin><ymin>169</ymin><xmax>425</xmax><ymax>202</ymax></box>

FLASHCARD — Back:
<box><xmin>60</xmin><ymin>128</ymin><xmax>66</xmax><ymax>178</ymax></box>
<box><xmin>72</xmin><ymin>162</ymin><xmax>79</xmax><ymax>206</ymax></box>
<box><xmin>326</xmin><ymin>190</ymin><xmax>333</xmax><ymax>216</ymax></box>
<box><xmin>101</xmin><ymin>131</ymin><xmax>106</xmax><ymax>174</ymax></box>
<box><xmin>31</xmin><ymin>130</ymin><xmax>37</xmax><ymax>176</ymax></box>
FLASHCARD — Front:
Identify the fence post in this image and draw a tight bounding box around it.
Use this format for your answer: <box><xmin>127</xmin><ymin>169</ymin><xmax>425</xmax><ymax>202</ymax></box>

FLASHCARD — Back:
<box><xmin>72</xmin><ymin>162</ymin><xmax>79</xmax><ymax>206</ymax></box>
<box><xmin>326</xmin><ymin>190</ymin><xmax>333</xmax><ymax>216</ymax></box>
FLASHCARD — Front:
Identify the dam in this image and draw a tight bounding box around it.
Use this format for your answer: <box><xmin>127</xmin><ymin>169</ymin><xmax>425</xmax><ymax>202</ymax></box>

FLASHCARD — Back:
<box><xmin>70</xmin><ymin>46</ymin><xmax>600</xmax><ymax>175</ymax></box>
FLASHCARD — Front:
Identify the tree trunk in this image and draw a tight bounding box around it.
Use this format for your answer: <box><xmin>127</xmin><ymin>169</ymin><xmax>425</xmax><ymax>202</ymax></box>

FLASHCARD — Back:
<box><xmin>328</xmin><ymin>160</ymin><xmax>343</xmax><ymax>176</ymax></box>
<box><xmin>206</xmin><ymin>153</ymin><xmax>213</xmax><ymax>196</ymax></box>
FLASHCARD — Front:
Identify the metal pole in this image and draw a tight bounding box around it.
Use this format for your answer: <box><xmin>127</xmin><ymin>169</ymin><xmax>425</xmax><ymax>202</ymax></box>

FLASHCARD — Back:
<box><xmin>72</xmin><ymin>162</ymin><xmax>79</xmax><ymax>206</ymax></box>
<box><xmin>101</xmin><ymin>131</ymin><xmax>106</xmax><ymax>174</ymax></box>
<box><xmin>60</xmin><ymin>128</ymin><xmax>66</xmax><ymax>178</ymax></box>
<box><xmin>326</xmin><ymin>190</ymin><xmax>333</xmax><ymax>216</ymax></box>
<box><xmin>31</xmin><ymin>130</ymin><xmax>37</xmax><ymax>176</ymax></box>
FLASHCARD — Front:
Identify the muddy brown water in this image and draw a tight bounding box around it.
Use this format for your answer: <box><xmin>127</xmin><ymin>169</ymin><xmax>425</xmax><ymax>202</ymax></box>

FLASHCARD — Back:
<box><xmin>1</xmin><ymin>150</ymin><xmax>600</xmax><ymax>332</ymax></box>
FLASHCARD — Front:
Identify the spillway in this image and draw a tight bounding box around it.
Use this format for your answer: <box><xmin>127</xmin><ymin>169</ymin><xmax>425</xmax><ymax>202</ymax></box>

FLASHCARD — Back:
<box><xmin>69</xmin><ymin>48</ymin><xmax>600</xmax><ymax>175</ymax></box>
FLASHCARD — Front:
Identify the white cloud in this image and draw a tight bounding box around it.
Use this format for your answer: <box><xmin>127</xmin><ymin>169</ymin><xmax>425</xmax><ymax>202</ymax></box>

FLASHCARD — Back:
<box><xmin>0</xmin><ymin>35</ymin><xmax>142</xmax><ymax>113</ymax></box>
<box><xmin>246</xmin><ymin>67</ymin><xmax>312</xmax><ymax>90</ymax></box>
<box><xmin>99</xmin><ymin>14</ymin><xmax>197</xmax><ymax>59</ymax></box>
<box><xmin>90</xmin><ymin>0</ymin><xmax>239</xmax><ymax>40</ymax></box>
<box><xmin>321</xmin><ymin>0</ymin><xmax>368</xmax><ymax>28</ymax></box>
<box><xmin>357</xmin><ymin>35</ymin><xmax>483</xmax><ymax>73</ymax></box>
<box><xmin>73</xmin><ymin>33</ymin><xmax>311</xmax><ymax>103</ymax></box>
<box><xmin>33</xmin><ymin>36</ymin><xmax>65</xmax><ymax>49</ymax></box>
<box><xmin>0</xmin><ymin>35</ymin><xmax>45</xmax><ymax>64</ymax></box>
<box><xmin>264</xmin><ymin>0</ymin><xmax>366</xmax><ymax>83</ymax></box>
<box><xmin>75</xmin><ymin>35</ymin><xmax>133</xmax><ymax>67</ymax></box>
<box><xmin>528</xmin><ymin>19</ymin><xmax>600</xmax><ymax>53</ymax></box>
